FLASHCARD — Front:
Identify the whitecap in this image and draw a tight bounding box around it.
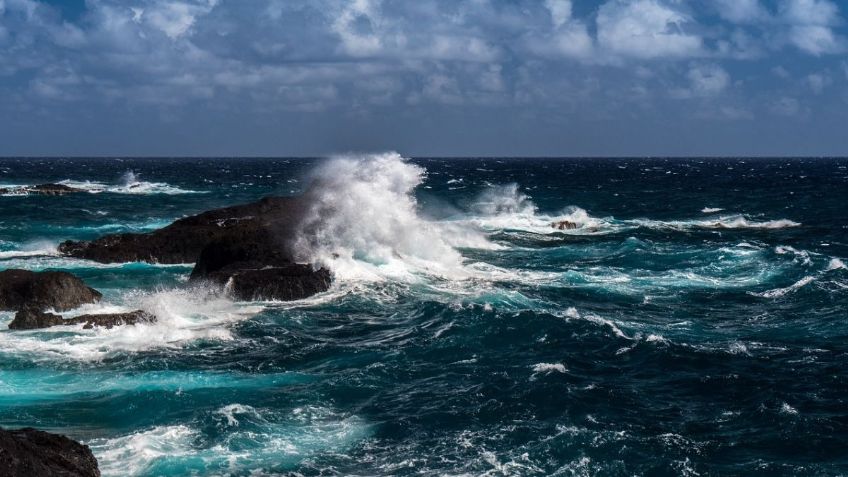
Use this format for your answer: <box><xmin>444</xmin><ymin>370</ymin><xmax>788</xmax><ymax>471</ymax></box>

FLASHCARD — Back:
<box><xmin>531</xmin><ymin>362</ymin><xmax>567</xmax><ymax>374</ymax></box>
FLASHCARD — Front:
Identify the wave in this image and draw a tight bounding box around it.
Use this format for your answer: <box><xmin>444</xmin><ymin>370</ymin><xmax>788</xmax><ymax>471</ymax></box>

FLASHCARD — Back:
<box><xmin>293</xmin><ymin>152</ymin><xmax>490</xmax><ymax>282</ymax></box>
<box><xmin>88</xmin><ymin>405</ymin><xmax>370</xmax><ymax>476</ymax></box>
<box><xmin>0</xmin><ymin>240</ymin><xmax>59</xmax><ymax>259</ymax></box>
<box><xmin>0</xmin><ymin>287</ymin><xmax>262</xmax><ymax>362</ymax></box>
<box><xmin>59</xmin><ymin>171</ymin><xmax>203</xmax><ymax>195</ymax></box>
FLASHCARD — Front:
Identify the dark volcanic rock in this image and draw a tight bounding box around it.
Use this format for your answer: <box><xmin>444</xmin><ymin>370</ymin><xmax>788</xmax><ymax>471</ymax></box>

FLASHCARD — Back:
<box><xmin>190</xmin><ymin>236</ymin><xmax>332</xmax><ymax>301</ymax></box>
<box><xmin>0</xmin><ymin>427</ymin><xmax>100</xmax><ymax>477</ymax></box>
<box><xmin>8</xmin><ymin>308</ymin><xmax>155</xmax><ymax>331</ymax></box>
<box><xmin>59</xmin><ymin>196</ymin><xmax>306</xmax><ymax>264</ymax></box>
<box><xmin>0</xmin><ymin>270</ymin><xmax>102</xmax><ymax>312</ymax></box>
<box><xmin>65</xmin><ymin>310</ymin><xmax>156</xmax><ymax>329</ymax></box>
<box><xmin>208</xmin><ymin>265</ymin><xmax>332</xmax><ymax>301</ymax></box>
<box><xmin>8</xmin><ymin>308</ymin><xmax>65</xmax><ymax>330</ymax></box>
<box><xmin>552</xmin><ymin>220</ymin><xmax>579</xmax><ymax>230</ymax></box>
<box><xmin>59</xmin><ymin>195</ymin><xmax>333</xmax><ymax>301</ymax></box>
<box><xmin>25</xmin><ymin>184</ymin><xmax>85</xmax><ymax>196</ymax></box>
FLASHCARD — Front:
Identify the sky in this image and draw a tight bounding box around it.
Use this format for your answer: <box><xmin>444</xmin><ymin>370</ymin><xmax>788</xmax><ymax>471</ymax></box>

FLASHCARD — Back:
<box><xmin>0</xmin><ymin>0</ymin><xmax>847</xmax><ymax>157</ymax></box>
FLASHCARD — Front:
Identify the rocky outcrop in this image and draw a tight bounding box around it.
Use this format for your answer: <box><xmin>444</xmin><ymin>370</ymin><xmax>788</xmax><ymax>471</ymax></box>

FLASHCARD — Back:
<box><xmin>0</xmin><ymin>270</ymin><xmax>102</xmax><ymax>313</ymax></box>
<box><xmin>59</xmin><ymin>196</ymin><xmax>306</xmax><ymax>264</ymax></box>
<box><xmin>7</xmin><ymin>309</ymin><xmax>65</xmax><ymax>330</ymax></box>
<box><xmin>552</xmin><ymin>220</ymin><xmax>579</xmax><ymax>230</ymax></box>
<box><xmin>65</xmin><ymin>310</ymin><xmax>156</xmax><ymax>329</ymax></box>
<box><xmin>0</xmin><ymin>427</ymin><xmax>100</xmax><ymax>477</ymax></box>
<box><xmin>9</xmin><ymin>308</ymin><xmax>156</xmax><ymax>330</ymax></box>
<box><xmin>0</xmin><ymin>184</ymin><xmax>85</xmax><ymax>196</ymax></box>
<box><xmin>59</xmin><ymin>196</ymin><xmax>333</xmax><ymax>301</ymax></box>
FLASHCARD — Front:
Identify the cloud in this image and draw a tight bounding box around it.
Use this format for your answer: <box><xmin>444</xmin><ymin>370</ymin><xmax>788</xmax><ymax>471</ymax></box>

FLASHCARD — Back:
<box><xmin>780</xmin><ymin>0</ymin><xmax>844</xmax><ymax>55</ymax></box>
<box><xmin>544</xmin><ymin>0</ymin><xmax>573</xmax><ymax>28</ymax></box>
<box><xmin>596</xmin><ymin>0</ymin><xmax>703</xmax><ymax>60</ymax></box>
<box><xmin>688</xmin><ymin>64</ymin><xmax>730</xmax><ymax>96</ymax></box>
<box><xmin>671</xmin><ymin>63</ymin><xmax>731</xmax><ymax>98</ymax></box>
<box><xmin>714</xmin><ymin>0</ymin><xmax>770</xmax><ymax>24</ymax></box>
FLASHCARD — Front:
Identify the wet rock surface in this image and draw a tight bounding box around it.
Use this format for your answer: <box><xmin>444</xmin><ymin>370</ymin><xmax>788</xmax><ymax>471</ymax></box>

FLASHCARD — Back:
<box><xmin>0</xmin><ymin>427</ymin><xmax>100</xmax><ymax>477</ymax></box>
<box><xmin>0</xmin><ymin>270</ymin><xmax>102</xmax><ymax>313</ymax></box>
<box><xmin>60</xmin><ymin>196</ymin><xmax>333</xmax><ymax>301</ymax></box>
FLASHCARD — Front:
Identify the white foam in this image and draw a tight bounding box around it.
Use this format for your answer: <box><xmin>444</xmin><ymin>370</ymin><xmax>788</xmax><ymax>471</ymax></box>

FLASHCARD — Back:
<box><xmin>0</xmin><ymin>287</ymin><xmax>263</xmax><ymax>362</ymax></box>
<box><xmin>827</xmin><ymin>258</ymin><xmax>846</xmax><ymax>271</ymax></box>
<box><xmin>293</xmin><ymin>152</ymin><xmax>489</xmax><ymax>282</ymax></box>
<box><xmin>0</xmin><ymin>240</ymin><xmax>59</xmax><ymax>259</ymax></box>
<box><xmin>57</xmin><ymin>173</ymin><xmax>202</xmax><ymax>195</ymax></box>
<box><xmin>632</xmin><ymin>215</ymin><xmax>800</xmax><ymax>231</ymax></box>
<box><xmin>89</xmin><ymin>406</ymin><xmax>370</xmax><ymax>476</ymax></box>
<box><xmin>701</xmin><ymin>207</ymin><xmax>724</xmax><ymax>213</ymax></box>
<box><xmin>755</xmin><ymin>275</ymin><xmax>816</xmax><ymax>298</ymax></box>
<box><xmin>531</xmin><ymin>362</ymin><xmax>567</xmax><ymax>374</ymax></box>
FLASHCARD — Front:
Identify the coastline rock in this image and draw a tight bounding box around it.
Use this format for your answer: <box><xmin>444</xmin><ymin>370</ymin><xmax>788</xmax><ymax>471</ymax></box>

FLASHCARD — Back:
<box><xmin>8</xmin><ymin>309</ymin><xmax>65</xmax><ymax>330</ymax></box>
<box><xmin>209</xmin><ymin>265</ymin><xmax>332</xmax><ymax>301</ymax></box>
<box><xmin>9</xmin><ymin>309</ymin><xmax>156</xmax><ymax>331</ymax></box>
<box><xmin>552</xmin><ymin>220</ymin><xmax>579</xmax><ymax>230</ymax></box>
<box><xmin>0</xmin><ymin>427</ymin><xmax>100</xmax><ymax>477</ymax></box>
<box><xmin>189</xmin><ymin>236</ymin><xmax>331</xmax><ymax>301</ymax></box>
<box><xmin>59</xmin><ymin>196</ymin><xmax>333</xmax><ymax>301</ymax></box>
<box><xmin>25</xmin><ymin>184</ymin><xmax>85</xmax><ymax>196</ymax></box>
<box><xmin>59</xmin><ymin>196</ymin><xmax>306</xmax><ymax>264</ymax></box>
<box><xmin>0</xmin><ymin>184</ymin><xmax>85</xmax><ymax>196</ymax></box>
<box><xmin>66</xmin><ymin>310</ymin><xmax>156</xmax><ymax>329</ymax></box>
<box><xmin>0</xmin><ymin>270</ymin><xmax>102</xmax><ymax>312</ymax></box>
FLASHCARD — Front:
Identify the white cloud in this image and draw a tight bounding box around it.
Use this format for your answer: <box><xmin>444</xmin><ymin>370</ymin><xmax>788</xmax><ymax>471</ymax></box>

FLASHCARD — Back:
<box><xmin>715</xmin><ymin>0</ymin><xmax>770</xmax><ymax>23</ymax></box>
<box><xmin>145</xmin><ymin>0</ymin><xmax>218</xmax><ymax>40</ymax></box>
<box><xmin>672</xmin><ymin>63</ymin><xmax>730</xmax><ymax>98</ymax></box>
<box><xmin>331</xmin><ymin>0</ymin><xmax>384</xmax><ymax>57</ymax></box>
<box><xmin>769</xmin><ymin>96</ymin><xmax>801</xmax><ymax>116</ymax></box>
<box><xmin>805</xmin><ymin>72</ymin><xmax>831</xmax><ymax>93</ymax></box>
<box><xmin>596</xmin><ymin>0</ymin><xmax>703</xmax><ymax>60</ymax></box>
<box><xmin>688</xmin><ymin>64</ymin><xmax>730</xmax><ymax>96</ymax></box>
<box><xmin>780</xmin><ymin>0</ymin><xmax>844</xmax><ymax>55</ymax></box>
<box><xmin>544</xmin><ymin>0</ymin><xmax>572</xmax><ymax>28</ymax></box>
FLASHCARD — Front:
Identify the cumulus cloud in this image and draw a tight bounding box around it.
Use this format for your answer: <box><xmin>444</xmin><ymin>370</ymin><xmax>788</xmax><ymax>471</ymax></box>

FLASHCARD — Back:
<box><xmin>596</xmin><ymin>0</ymin><xmax>703</xmax><ymax>60</ymax></box>
<box><xmin>0</xmin><ymin>0</ymin><xmax>845</xmax><ymax>125</ymax></box>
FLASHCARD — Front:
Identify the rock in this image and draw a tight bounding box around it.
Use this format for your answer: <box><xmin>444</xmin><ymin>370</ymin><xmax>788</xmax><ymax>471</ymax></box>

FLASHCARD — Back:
<box><xmin>0</xmin><ymin>270</ymin><xmax>102</xmax><ymax>313</ymax></box>
<box><xmin>65</xmin><ymin>310</ymin><xmax>156</xmax><ymax>329</ymax></box>
<box><xmin>24</xmin><ymin>184</ymin><xmax>85</xmax><ymax>196</ymax></box>
<box><xmin>552</xmin><ymin>220</ymin><xmax>579</xmax><ymax>230</ymax></box>
<box><xmin>59</xmin><ymin>196</ymin><xmax>306</xmax><ymax>264</ymax></box>
<box><xmin>0</xmin><ymin>427</ymin><xmax>100</xmax><ymax>477</ymax></box>
<box><xmin>59</xmin><ymin>196</ymin><xmax>333</xmax><ymax>301</ymax></box>
<box><xmin>8</xmin><ymin>308</ymin><xmax>65</xmax><ymax>330</ymax></box>
<box><xmin>210</xmin><ymin>265</ymin><xmax>332</xmax><ymax>301</ymax></box>
<box><xmin>8</xmin><ymin>308</ymin><xmax>156</xmax><ymax>331</ymax></box>
<box><xmin>189</xmin><ymin>235</ymin><xmax>331</xmax><ymax>301</ymax></box>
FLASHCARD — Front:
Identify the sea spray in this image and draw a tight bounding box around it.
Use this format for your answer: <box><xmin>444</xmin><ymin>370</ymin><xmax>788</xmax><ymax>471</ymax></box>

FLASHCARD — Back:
<box><xmin>293</xmin><ymin>152</ymin><xmax>483</xmax><ymax>281</ymax></box>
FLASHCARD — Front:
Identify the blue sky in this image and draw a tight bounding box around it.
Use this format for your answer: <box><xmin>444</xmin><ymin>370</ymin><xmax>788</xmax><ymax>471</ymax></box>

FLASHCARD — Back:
<box><xmin>1</xmin><ymin>0</ymin><xmax>847</xmax><ymax>156</ymax></box>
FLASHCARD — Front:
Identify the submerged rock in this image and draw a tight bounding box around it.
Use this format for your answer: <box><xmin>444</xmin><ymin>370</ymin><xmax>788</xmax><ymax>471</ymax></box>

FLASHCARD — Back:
<box><xmin>552</xmin><ymin>220</ymin><xmax>579</xmax><ymax>230</ymax></box>
<box><xmin>0</xmin><ymin>270</ymin><xmax>102</xmax><ymax>313</ymax></box>
<box><xmin>0</xmin><ymin>427</ymin><xmax>100</xmax><ymax>477</ymax></box>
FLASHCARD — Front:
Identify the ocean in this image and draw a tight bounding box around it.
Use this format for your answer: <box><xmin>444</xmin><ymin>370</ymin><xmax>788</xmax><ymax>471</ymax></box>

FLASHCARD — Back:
<box><xmin>0</xmin><ymin>154</ymin><xmax>846</xmax><ymax>476</ymax></box>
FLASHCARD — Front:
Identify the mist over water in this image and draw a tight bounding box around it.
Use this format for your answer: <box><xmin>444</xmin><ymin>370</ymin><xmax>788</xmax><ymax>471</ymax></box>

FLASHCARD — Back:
<box><xmin>1</xmin><ymin>155</ymin><xmax>847</xmax><ymax>476</ymax></box>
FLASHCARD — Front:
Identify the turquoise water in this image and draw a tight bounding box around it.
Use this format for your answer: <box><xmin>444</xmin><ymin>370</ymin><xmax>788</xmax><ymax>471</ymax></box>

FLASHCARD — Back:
<box><xmin>1</xmin><ymin>155</ymin><xmax>847</xmax><ymax>476</ymax></box>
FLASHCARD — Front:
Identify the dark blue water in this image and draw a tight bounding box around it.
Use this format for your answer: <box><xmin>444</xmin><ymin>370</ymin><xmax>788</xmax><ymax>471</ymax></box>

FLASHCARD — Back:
<box><xmin>1</xmin><ymin>155</ymin><xmax>846</xmax><ymax>476</ymax></box>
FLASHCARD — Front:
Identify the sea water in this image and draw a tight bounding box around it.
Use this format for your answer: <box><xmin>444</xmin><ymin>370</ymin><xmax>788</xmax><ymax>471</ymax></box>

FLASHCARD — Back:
<box><xmin>0</xmin><ymin>154</ymin><xmax>846</xmax><ymax>476</ymax></box>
